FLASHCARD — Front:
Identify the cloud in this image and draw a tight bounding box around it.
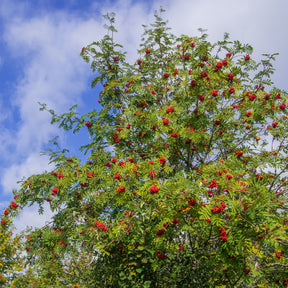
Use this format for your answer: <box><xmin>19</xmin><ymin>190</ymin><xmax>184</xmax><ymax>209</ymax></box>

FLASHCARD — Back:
<box><xmin>0</xmin><ymin>96</ymin><xmax>10</xmax><ymax>123</ymax></box>
<box><xmin>1</xmin><ymin>153</ymin><xmax>53</xmax><ymax>195</ymax></box>
<box><xmin>92</xmin><ymin>0</ymin><xmax>288</xmax><ymax>90</ymax></box>
<box><xmin>0</xmin><ymin>9</ymin><xmax>104</xmax><ymax>194</ymax></box>
<box><xmin>12</xmin><ymin>203</ymin><xmax>55</xmax><ymax>235</ymax></box>
<box><xmin>162</xmin><ymin>0</ymin><xmax>288</xmax><ymax>90</ymax></box>
<box><xmin>0</xmin><ymin>200</ymin><xmax>10</xmax><ymax>211</ymax></box>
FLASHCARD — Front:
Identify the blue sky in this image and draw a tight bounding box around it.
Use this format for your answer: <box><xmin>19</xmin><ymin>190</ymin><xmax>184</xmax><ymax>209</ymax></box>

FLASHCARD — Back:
<box><xmin>0</xmin><ymin>0</ymin><xmax>287</xmax><ymax>230</ymax></box>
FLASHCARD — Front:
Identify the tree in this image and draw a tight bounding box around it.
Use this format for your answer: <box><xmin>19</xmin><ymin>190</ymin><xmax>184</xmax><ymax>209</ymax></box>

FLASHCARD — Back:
<box><xmin>1</xmin><ymin>10</ymin><xmax>288</xmax><ymax>287</ymax></box>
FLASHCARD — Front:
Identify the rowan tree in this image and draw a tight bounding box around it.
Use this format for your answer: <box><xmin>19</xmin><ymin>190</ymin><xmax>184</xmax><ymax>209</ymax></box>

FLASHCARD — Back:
<box><xmin>1</xmin><ymin>10</ymin><xmax>288</xmax><ymax>287</ymax></box>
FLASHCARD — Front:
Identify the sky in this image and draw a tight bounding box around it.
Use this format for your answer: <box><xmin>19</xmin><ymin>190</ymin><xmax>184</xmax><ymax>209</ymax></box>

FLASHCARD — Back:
<box><xmin>0</xmin><ymin>0</ymin><xmax>287</xmax><ymax>231</ymax></box>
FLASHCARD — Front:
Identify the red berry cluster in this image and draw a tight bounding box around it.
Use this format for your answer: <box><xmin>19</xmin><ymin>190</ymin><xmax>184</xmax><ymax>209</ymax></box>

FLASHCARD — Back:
<box><xmin>85</xmin><ymin>121</ymin><xmax>92</xmax><ymax>128</ymax></box>
<box><xmin>117</xmin><ymin>186</ymin><xmax>125</xmax><ymax>193</ymax></box>
<box><xmin>171</xmin><ymin>132</ymin><xmax>178</xmax><ymax>137</ymax></box>
<box><xmin>215</xmin><ymin>61</ymin><xmax>223</xmax><ymax>72</ymax></box>
<box><xmin>105</xmin><ymin>162</ymin><xmax>112</xmax><ymax>167</ymax></box>
<box><xmin>166</xmin><ymin>107</ymin><xmax>174</xmax><ymax>113</ymax></box>
<box><xmin>227</xmin><ymin>73</ymin><xmax>234</xmax><ymax>81</ymax></box>
<box><xmin>157</xmin><ymin>251</ymin><xmax>166</xmax><ymax>259</ymax></box>
<box><xmin>51</xmin><ymin>187</ymin><xmax>58</xmax><ymax>196</ymax></box>
<box><xmin>9</xmin><ymin>202</ymin><xmax>18</xmax><ymax>209</ymax></box>
<box><xmin>219</xmin><ymin>228</ymin><xmax>228</xmax><ymax>242</ymax></box>
<box><xmin>198</xmin><ymin>95</ymin><xmax>204</xmax><ymax>102</ymax></box>
<box><xmin>87</xmin><ymin>171</ymin><xmax>95</xmax><ymax>178</ymax></box>
<box><xmin>114</xmin><ymin>171</ymin><xmax>121</xmax><ymax>180</ymax></box>
<box><xmin>0</xmin><ymin>220</ymin><xmax>7</xmax><ymax>225</ymax></box>
<box><xmin>149</xmin><ymin>169</ymin><xmax>156</xmax><ymax>178</ymax></box>
<box><xmin>247</xmin><ymin>93</ymin><xmax>256</xmax><ymax>101</ymax></box>
<box><xmin>187</xmin><ymin>198</ymin><xmax>197</xmax><ymax>206</ymax></box>
<box><xmin>211</xmin><ymin>202</ymin><xmax>226</xmax><ymax>214</ymax></box>
<box><xmin>162</xmin><ymin>118</ymin><xmax>169</xmax><ymax>125</ymax></box>
<box><xmin>156</xmin><ymin>229</ymin><xmax>165</xmax><ymax>236</ymax></box>
<box><xmin>235</xmin><ymin>151</ymin><xmax>243</xmax><ymax>158</ymax></box>
<box><xmin>211</xmin><ymin>90</ymin><xmax>218</xmax><ymax>97</ymax></box>
<box><xmin>208</xmin><ymin>180</ymin><xmax>218</xmax><ymax>189</ymax></box>
<box><xmin>163</xmin><ymin>73</ymin><xmax>169</xmax><ymax>78</ymax></box>
<box><xmin>94</xmin><ymin>221</ymin><xmax>108</xmax><ymax>231</ymax></box>
<box><xmin>190</xmin><ymin>80</ymin><xmax>196</xmax><ymax>87</ymax></box>
<box><xmin>150</xmin><ymin>184</ymin><xmax>160</xmax><ymax>194</ymax></box>
<box><xmin>118</xmin><ymin>161</ymin><xmax>126</xmax><ymax>167</ymax></box>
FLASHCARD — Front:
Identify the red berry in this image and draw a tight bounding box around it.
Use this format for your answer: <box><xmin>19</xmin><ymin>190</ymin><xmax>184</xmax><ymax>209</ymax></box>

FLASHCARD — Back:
<box><xmin>85</xmin><ymin>122</ymin><xmax>92</xmax><ymax>128</ymax></box>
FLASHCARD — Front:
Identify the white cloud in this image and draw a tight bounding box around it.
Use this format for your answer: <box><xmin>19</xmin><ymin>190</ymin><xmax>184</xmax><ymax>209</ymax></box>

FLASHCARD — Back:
<box><xmin>92</xmin><ymin>0</ymin><xmax>288</xmax><ymax>89</ymax></box>
<box><xmin>1</xmin><ymin>153</ymin><xmax>53</xmax><ymax>194</ymax></box>
<box><xmin>0</xmin><ymin>200</ymin><xmax>10</xmax><ymax>211</ymax></box>
<box><xmin>12</xmin><ymin>203</ymin><xmax>55</xmax><ymax>235</ymax></box>
<box><xmin>162</xmin><ymin>0</ymin><xmax>288</xmax><ymax>90</ymax></box>
<box><xmin>0</xmin><ymin>12</ymin><xmax>104</xmax><ymax>194</ymax></box>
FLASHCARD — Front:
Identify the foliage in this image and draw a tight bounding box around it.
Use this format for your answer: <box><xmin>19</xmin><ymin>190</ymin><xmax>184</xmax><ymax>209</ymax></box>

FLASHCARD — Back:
<box><xmin>1</xmin><ymin>10</ymin><xmax>288</xmax><ymax>287</ymax></box>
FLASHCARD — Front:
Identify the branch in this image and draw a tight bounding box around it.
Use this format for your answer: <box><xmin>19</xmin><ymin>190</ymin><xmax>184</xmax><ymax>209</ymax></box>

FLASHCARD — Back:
<box><xmin>262</xmin><ymin>262</ymin><xmax>288</xmax><ymax>269</ymax></box>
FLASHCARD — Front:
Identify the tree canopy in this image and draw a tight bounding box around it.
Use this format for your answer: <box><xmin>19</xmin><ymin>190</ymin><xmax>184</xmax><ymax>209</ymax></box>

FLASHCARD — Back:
<box><xmin>1</xmin><ymin>10</ymin><xmax>288</xmax><ymax>287</ymax></box>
